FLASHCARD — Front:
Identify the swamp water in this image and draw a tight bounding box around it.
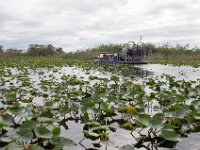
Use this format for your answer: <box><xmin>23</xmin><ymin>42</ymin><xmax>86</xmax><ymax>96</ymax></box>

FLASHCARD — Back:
<box><xmin>1</xmin><ymin>64</ymin><xmax>200</xmax><ymax>150</ymax></box>
<box><xmin>135</xmin><ymin>64</ymin><xmax>200</xmax><ymax>150</ymax></box>
<box><xmin>66</xmin><ymin>64</ymin><xmax>200</xmax><ymax>150</ymax></box>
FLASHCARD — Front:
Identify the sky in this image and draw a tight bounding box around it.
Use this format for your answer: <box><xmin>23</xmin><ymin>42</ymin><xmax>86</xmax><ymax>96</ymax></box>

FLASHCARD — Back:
<box><xmin>0</xmin><ymin>0</ymin><xmax>200</xmax><ymax>52</ymax></box>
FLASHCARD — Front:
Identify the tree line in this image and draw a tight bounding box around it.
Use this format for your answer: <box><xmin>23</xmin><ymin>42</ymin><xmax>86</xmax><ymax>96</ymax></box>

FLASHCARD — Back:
<box><xmin>0</xmin><ymin>44</ymin><xmax>64</xmax><ymax>56</ymax></box>
<box><xmin>1</xmin><ymin>43</ymin><xmax>200</xmax><ymax>60</ymax></box>
<box><xmin>63</xmin><ymin>43</ymin><xmax>123</xmax><ymax>60</ymax></box>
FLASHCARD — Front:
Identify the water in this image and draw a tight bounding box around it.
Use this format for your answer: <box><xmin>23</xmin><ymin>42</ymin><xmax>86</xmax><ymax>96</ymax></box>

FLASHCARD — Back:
<box><xmin>59</xmin><ymin>64</ymin><xmax>200</xmax><ymax>150</ymax></box>
<box><xmin>1</xmin><ymin>64</ymin><xmax>200</xmax><ymax>150</ymax></box>
<box><xmin>135</xmin><ymin>64</ymin><xmax>200</xmax><ymax>80</ymax></box>
<box><xmin>134</xmin><ymin>64</ymin><xmax>200</xmax><ymax>150</ymax></box>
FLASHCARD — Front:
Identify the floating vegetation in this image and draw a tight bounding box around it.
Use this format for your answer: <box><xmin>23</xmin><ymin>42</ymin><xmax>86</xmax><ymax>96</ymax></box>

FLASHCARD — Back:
<box><xmin>0</xmin><ymin>58</ymin><xmax>200</xmax><ymax>149</ymax></box>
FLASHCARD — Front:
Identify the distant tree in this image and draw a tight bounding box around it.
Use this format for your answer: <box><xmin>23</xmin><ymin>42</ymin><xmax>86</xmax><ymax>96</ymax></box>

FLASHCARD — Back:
<box><xmin>63</xmin><ymin>43</ymin><xmax>123</xmax><ymax>60</ymax></box>
<box><xmin>5</xmin><ymin>48</ymin><xmax>23</xmax><ymax>55</ymax></box>
<box><xmin>27</xmin><ymin>44</ymin><xmax>55</xmax><ymax>56</ymax></box>
<box><xmin>46</xmin><ymin>44</ymin><xmax>55</xmax><ymax>54</ymax></box>
<box><xmin>0</xmin><ymin>45</ymin><xmax>3</xmax><ymax>52</ymax></box>
<box><xmin>55</xmin><ymin>47</ymin><xmax>64</xmax><ymax>54</ymax></box>
<box><xmin>176</xmin><ymin>44</ymin><xmax>190</xmax><ymax>51</ymax></box>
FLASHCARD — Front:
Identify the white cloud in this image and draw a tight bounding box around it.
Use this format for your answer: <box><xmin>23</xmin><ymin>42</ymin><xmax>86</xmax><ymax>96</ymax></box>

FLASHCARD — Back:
<box><xmin>0</xmin><ymin>0</ymin><xmax>200</xmax><ymax>51</ymax></box>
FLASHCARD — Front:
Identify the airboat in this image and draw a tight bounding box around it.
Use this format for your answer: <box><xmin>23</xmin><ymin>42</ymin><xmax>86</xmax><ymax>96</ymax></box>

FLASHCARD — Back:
<box><xmin>95</xmin><ymin>41</ymin><xmax>151</xmax><ymax>64</ymax></box>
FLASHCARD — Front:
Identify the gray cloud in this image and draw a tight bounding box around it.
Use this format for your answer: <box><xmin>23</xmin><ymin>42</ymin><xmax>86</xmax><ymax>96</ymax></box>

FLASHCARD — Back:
<box><xmin>0</xmin><ymin>0</ymin><xmax>200</xmax><ymax>51</ymax></box>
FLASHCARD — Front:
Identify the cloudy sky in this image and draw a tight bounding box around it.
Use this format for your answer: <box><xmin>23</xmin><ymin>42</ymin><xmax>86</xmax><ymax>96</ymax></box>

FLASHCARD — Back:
<box><xmin>0</xmin><ymin>0</ymin><xmax>200</xmax><ymax>51</ymax></box>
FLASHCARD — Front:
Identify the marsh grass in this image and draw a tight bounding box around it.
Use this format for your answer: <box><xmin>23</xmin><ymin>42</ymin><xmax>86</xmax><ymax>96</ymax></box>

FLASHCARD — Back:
<box><xmin>1</xmin><ymin>42</ymin><xmax>200</xmax><ymax>67</ymax></box>
<box><xmin>150</xmin><ymin>49</ymin><xmax>200</xmax><ymax>67</ymax></box>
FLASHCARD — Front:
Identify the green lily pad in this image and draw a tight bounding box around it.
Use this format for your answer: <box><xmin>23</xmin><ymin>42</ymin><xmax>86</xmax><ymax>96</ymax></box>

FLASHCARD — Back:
<box><xmin>38</xmin><ymin>117</ymin><xmax>57</xmax><ymax>124</ymax></box>
<box><xmin>149</xmin><ymin>113</ymin><xmax>165</xmax><ymax>130</ymax></box>
<box><xmin>121</xmin><ymin>122</ymin><xmax>134</xmax><ymax>130</ymax></box>
<box><xmin>119</xmin><ymin>144</ymin><xmax>135</xmax><ymax>150</ymax></box>
<box><xmin>82</xmin><ymin>130</ymin><xmax>99</xmax><ymax>140</ymax></box>
<box><xmin>35</xmin><ymin>126</ymin><xmax>53</xmax><ymax>139</ymax></box>
<box><xmin>118</xmin><ymin>107</ymin><xmax>128</xmax><ymax>113</ymax></box>
<box><xmin>193</xmin><ymin>114</ymin><xmax>200</xmax><ymax>120</ymax></box>
<box><xmin>30</xmin><ymin>144</ymin><xmax>45</xmax><ymax>150</ymax></box>
<box><xmin>7</xmin><ymin>103</ymin><xmax>25</xmax><ymax>114</ymax></box>
<box><xmin>136</xmin><ymin>114</ymin><xmax>151</xmax><ymax>127</ymax></box>
<box><xmin>160</xmin><ymin>129</ymin><xmax>180</xmax><ymax>142</ymax></box>
<box><xmin>16</xmin><ymin>128</ymin><xmax>33</xmax><ymax>142</ymax></box>
<box><xmin>3</xmin><ymin>142</ymin><xmax>24</xmax><ymax>150</ymax></box>
<box><xmin>1</xmin><ymin>113</ymin><xmax>14</xmax><ymax>125</ymax></box>
<box><xmin>172</xmin><ymin>105</ymin><xmax>190</xmax><ymax>119</ymax></box>
<box><xmin>20</xmin><ymin>120</ymin><xmax>37</xmax><ymax>130</ymax></box>
<box><xmin>52</xmin><ymin>127</ymin><xmax>61</xmax><ymax>137</ymax></box>
<box><xmin>52</xmin><ymin>136</ymin><xmax>77</xmax><ymax>147</ymax></box>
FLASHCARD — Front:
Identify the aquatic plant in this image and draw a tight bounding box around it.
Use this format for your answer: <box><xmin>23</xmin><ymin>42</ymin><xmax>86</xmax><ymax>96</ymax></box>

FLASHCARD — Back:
<box><xmin>0</xmin><ymin>58</ymin><xmax>200</xmax><ymax>150</ymax></box>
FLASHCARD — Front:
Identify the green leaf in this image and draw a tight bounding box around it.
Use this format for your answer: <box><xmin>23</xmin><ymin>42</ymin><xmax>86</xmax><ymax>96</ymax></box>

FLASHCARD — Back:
<box><xmin>107</xmin><ymin>95</ymin><xmax>117</xmax><ymax>102</ymax></box>
<box><xmin>121</xmin><ymin>122</ymin><xmax>134</xmax><ymax>130</ymax></box>
<box><xmin>7</xmin><ymin>103</ymin><xmax>25</xmax><ymax>114</ymax></box>
<box><xmin>172</xmin><ymin>105</ymin><xmax>190</xmax><ymax>119</ymax></box>
<box><xmin>193</xmin><ymin>114</ymin><xmax>200</xmax><ymax>120</ymax></box>
<box><xmin>103</xmin><ymin>108</ymin><xmax>115</xmax><ymax>116</ymax></box>
<box><xmin>160</xmin><ymin>129</ymin><xmax>180</xmax><ymax>142</ymax></box>
<box><xmin>20</xmin><ymin>99</ymin><xmax>32</xmax><ymax>103</ymax></box>
<box><xmin>92</xmin><ymin>93</ymin><xmax>102</xmax><ymax>103</ymax></box>
<box><xmin>20</xmin><ymin>120</ymin><xmax>37</xmax><ymax>130</ymax></box>
<box><xmin>52</xmin><ymin>127</ymin><xmax>60</xmax><ymax>137</ymax></box>
<box><xmin>136</xmin><ymin>114</ymin><xmax>151</xmax><ymax>127</ymax></box>
<box><xmin>118</xmin><ymin>107</ymin><xmax>128</xmax><ymax>113</ymax></box>
<box><xmin>1</xmin><ymin>113</ymin><xmax>14</xmax><ymax>125</ymax></box>
<box><xmin>80</xmin><ymin>98</ymin><xmax>95</xmax><ymax>111</ymax></box>
<box><xmin>30</xmin><ymin>144</ymin><xmax>45</xmax><ymax>150</ymax></box>
<box><xmin>58</xmin><ymin>105</ymin><xmax>69</xmax><ymax>114</ymax></box>
<box><xmin>100</xmin><ymin>101</ymin><xmax>109</xmax><ymax>110</ymax></box>
<box><xmin>83</xmin><ymin>121</ymin><xmax>100</xmax><ymax>130</ymax></box>
<box><xmin>110</xmin><ymin>75</ymin><xmax>119</xmax><ymax>82</ymax></box>
<box><xmin>164</xmin><ymin>111</ymin><xmax>173</xmax><ymax>118</ymax></box>
<box><xmin>4</xmin><ymin>142</ymin><xmax>24</xmax><ymax>150</ymax></box>
<box><xmin>82</xmin><ymin>112</ymin><xmax>89</xmax><ymax>122</ymax></box>
<box><xmin>119</xmin><ymin>144</ymin><xmax>135</xmax><ymax>150</ymax></box>
<box><xmin>52</xmin><ymin>137</ymin><xmax>77</xmax><ymax>147</ymax></box>
<box><xmin>35</xmin><ymin>126</ymin><xmax>53</xmax><ymax>139</ymax></box>
<box><xmin>82</xmin><ymin>130</ymin><xmax>99</xmax><ymax>140</ymax></box>
<box><xmin>92</xmin><ymin>126</ymin><xmax>107</xmax><ymax>134</ymax></box>
<box><xmin>38</xmin><ymin>117</ymin><xmax>57</xmax><ymax>124</ymax></box>
<box><xmin>16</xmin><ymin>128</ymin><xmax>33</xmax><ymax>142</ymax></box>
<box><xmin>149</xmin><ymin>113</ymin><xmax>164</xmax><ymax>130</ymax></box>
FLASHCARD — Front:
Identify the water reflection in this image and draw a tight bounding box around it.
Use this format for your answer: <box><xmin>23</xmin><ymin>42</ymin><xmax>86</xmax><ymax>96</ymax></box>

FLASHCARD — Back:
<box><xmin>2</xmin><ymin>64</ymin><xmax>200</xmax><ymax>150</ymax></box>
<box><xmin>133</xmin><ymin>67</ymin><xmax>153</xmax><ymax>79</ymax></box>
<box><xmin>135</xmin><ymin>64</ymin><xmax>200</xmax><ymax>80</ymax></box>
<box><xmin>106</xmin><ymin>65</ymin><xmax>153</xmax><ymax>79</ymax></box>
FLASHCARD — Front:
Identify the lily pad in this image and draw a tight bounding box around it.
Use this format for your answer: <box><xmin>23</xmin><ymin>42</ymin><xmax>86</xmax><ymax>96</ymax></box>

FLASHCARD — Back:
<box><xmin>35</xmin><ymin>126</ymin><xmax>53</xmax><ymax>139</ymax></box>
<box><xmin>52</xmin><ymin>127</ymin><xmax>61</xmax><ymax>137</ymax></box>
<box><xmin>30</xmin><ymin>144</ymin><xmax>45</xmax><ymax>150</ymax></box>
<box><xmin>3</xmin><ymin>142</ymin><xmax>24</xmax><ymax>150</ymax></box>
<box><xmin>149</xmin><ymin>113</ymin><xmax>165</xmax><ymax>130</ymax></box>
<box><xmin>160</xmin><ymin>129</ymin><xmax>180</xmax><ymax>142</ymax></box>
<box><xmin>136</xmin><ymin>114</ymin><xmax>151</xmax><ymax>127</ymax></box>
<box><xmin>20</xmin><ymin>120</ymin><xmax>37</xmax><ymax>130</ymax></box>
<box><xmin>52</xmin><ymin>136</ymin><xmax>77</xmax><ymax>147</ymax></box>
<box><xmin>82</xmin><ymin>130</ymin><xmax>99</xmax><ymax>140</ymax></box>
<box><xmin>119</xmin><ymin>144</ymin><xmax>135</xmax><ymax>150</ymax></box>
<box><xmin>16</xmin><ymin>128</ymin><xmax>33</xmax><ymax>142</ymax></box>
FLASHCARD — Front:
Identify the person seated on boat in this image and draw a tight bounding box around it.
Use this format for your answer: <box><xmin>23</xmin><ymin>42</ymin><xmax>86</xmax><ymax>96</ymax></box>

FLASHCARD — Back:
<box><xmin>114</xmin><ymin>53</ymin><xmax>118</xmax><ymax>62</ymax></box>
<box><xmin>127</xmin><ymin>42</ymin><xmax>136</xmax><ymax>56</ymax></box>
<box><xmin>127</xmin><ymin>49</ymin><xmax>133</xmax><ymax>56</ymax></box>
